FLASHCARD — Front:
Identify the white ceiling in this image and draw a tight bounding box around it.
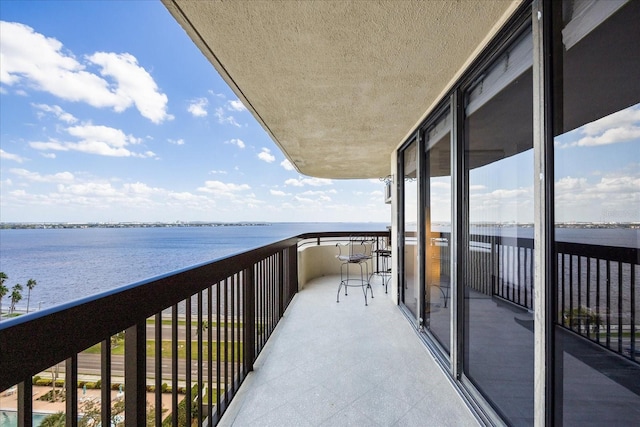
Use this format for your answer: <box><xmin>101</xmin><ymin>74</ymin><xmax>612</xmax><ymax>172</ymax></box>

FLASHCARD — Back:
<box><xmin>162</xmin><ymin>0</ymin><xmax>521</xmax><ymax>179</ymax></box>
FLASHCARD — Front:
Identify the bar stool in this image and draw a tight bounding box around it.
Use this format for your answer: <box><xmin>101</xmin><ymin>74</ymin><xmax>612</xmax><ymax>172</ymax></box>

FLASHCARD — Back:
<box><xmin>336</xmin><ymin>237</ymin><xmax>374</xmax><ymax>305</ymax></box>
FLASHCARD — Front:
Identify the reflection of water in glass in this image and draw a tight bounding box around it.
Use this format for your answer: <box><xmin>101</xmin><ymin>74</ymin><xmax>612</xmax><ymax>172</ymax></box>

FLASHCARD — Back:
<box><xmin>0</xmin><ymin>411</ymin><xmax>46</xmax><ymax>426</ymax></box>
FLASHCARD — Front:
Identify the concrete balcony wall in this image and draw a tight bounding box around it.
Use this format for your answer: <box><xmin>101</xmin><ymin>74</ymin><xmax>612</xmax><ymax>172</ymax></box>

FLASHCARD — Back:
<box><xmin>298</xmin><ymin>244</ymin><xmax>376</xmax><ymax>289</ymax></box>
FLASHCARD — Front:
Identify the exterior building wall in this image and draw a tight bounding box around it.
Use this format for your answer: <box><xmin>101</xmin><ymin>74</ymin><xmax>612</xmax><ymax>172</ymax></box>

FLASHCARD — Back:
<box><xmin>392</xmin><ymin>1</ymin><xmax>640</xmax><ymax>425</ymax></box>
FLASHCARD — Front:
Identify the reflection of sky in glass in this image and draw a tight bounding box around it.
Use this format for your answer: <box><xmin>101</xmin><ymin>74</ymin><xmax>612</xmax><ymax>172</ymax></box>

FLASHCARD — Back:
<box><xmin>453</xmin><ymin>103</ymin><xmax>640</xmax><ymax>225</ymax></box>
<box><xmin>468</xmin><ymin>150</ymin><xmax>534</xmax><ymax>224</ymax></box>
<box><xmin>555</xmin><ymin>103</ymin><xmax>640</xmax><ymax>223</ymax></box>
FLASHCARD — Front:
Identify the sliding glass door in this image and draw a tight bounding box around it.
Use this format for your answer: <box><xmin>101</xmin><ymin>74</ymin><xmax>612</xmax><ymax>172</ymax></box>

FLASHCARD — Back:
<box><xmin>462</xmin><ymin>26</ymin><xmax>535</xmax><ymax>425</ymax></box>
<box><xmin>552</xmin><ymin>1</ymin><xmax>640</xmax><ymax>424</ymax></box>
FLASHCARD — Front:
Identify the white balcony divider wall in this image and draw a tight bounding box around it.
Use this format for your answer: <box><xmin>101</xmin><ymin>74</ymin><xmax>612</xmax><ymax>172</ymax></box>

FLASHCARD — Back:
<box><xmin>395</xmin><ymin>1</ymin><xmax>639</xmax><ymax>425</ymax></box>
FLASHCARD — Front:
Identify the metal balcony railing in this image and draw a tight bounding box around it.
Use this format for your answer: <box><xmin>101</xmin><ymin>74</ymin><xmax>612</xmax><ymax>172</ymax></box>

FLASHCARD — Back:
<box><xmin>433</xmin><ymin>232</ymin><xmax>638</xmax><ymax>362</ymax></box>
<box><xmin>0</xmin><ymin>231</ymin><xmax>389</xmax><ymax>427</ymax></box>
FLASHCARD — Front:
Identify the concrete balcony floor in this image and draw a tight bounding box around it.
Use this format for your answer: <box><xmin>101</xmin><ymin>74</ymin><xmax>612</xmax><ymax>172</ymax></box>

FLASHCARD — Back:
<box><xmin>219</xmin><ymin>275</ymin><xmax>478</xmax><ymax>426</ymax></box>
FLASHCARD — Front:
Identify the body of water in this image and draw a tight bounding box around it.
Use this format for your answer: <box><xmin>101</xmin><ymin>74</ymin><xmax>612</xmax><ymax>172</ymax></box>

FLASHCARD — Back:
<box><xmin>0</xmin><ymin>222</ymin><xmax>387</xmax><ymax>311</ymax></box>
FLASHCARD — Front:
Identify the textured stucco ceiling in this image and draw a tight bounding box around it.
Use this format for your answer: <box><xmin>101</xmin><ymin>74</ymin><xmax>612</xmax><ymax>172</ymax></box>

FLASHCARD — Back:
<box><xmin>163</xmin><ymin>0</ymin><xmax>520</xmax><ymax>179</ymax></box>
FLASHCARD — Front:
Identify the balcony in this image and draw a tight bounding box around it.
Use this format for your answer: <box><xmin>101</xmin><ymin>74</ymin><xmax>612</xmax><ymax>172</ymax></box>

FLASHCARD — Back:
<box><xmin>2</xmin><ymin>231</ymin><xmax>476</xmax><ymax>426</ymax></box>
<box><xmin>2</xmin><ymin>230</ymin><xmax>638</xmax><ymax>426</ymax></box>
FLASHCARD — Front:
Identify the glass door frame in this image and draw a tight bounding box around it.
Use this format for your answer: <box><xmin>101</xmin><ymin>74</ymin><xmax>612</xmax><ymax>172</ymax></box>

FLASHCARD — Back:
<box><xmin>418</xmin><ymin>102</ymin><xmax>454</xmax><ymax>362</ymax></box>
<box><xmin>398</xmin><ymin>134</ymin><xmax>423</xmax><ymax>327</ymax></box>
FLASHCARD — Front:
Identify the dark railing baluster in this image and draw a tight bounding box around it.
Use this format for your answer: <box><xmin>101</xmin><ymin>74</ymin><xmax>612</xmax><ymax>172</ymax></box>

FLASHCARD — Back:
<box><xmin>518</xmin><ymin>245</ymin><xmax>523</xmax><ymax>306</ymax></box>
<box><xmin>244</xmin><ymin>266</ymin><xmax>256</xmax><ymax>374</ymax></box>
<box><xmin>171</xmin><ymin>304</ymin><xmax>178</xmax><ymax>427</ymax></box>
<box><xmin>155</xmin><ymin>312</ymin><xmax>162</xmax><ymax>426</ymax></box>
<box><xmin>561</xmin><ymin>253</ymin><xmax>566</xmax><ymax>326</ymax></box>
<box><xmin>577</xmin><ymin>256</ymin><xmax>582</xmax><ymax>332</ymax></box>
<box><xmin>569</xmin><ymin>255</ymin><xmax>574</xmax><ymax>332</ymax></box>
<box><xmin>197</xmin><ymin>291</ymin><xmax>204</xmax><ymax>426</ymax></box>
<box><xmin>185</xmin><ymin>296</ymin><xmax>192</xmax><ymax>427</ymax></box>
<box><xmin>18</xmin><ymin>379</ymin><xmax>32</xmax><ymax>427</ymax></box>
<box><xmin>230</xmin><ymin>275</ymin><xmax>237</xmax><ymax>395</ymax></box>
<box><xmin>207</xmin><ymin>285</ymin><xmax>213</xmax><ymax>426</ymax></box>
<box><xmin>124</xmin><ymin>322</ymin><xmax>146</xmax><ymax>427</ymax></box>
<box><xmin>618</xmin><ymin>261</ymin><xmax>623</xmax><ymax>353</ymax></box>
<box><xmin>607</xmin><ymin>261</ymin><xmax>612</xmax><ymax>348</ymax></box>
<box><xmin>224</xmin><ymin>277</ymin><xmax>229</xmax><ymax>408</ymax></box>
<box><xmin>528</xmin><ymin>245</ymin><xmax>531</xmax><ymax>306</ymax></box>
<box><xmin>216</xmin><ymin>280</ymin><xmax>221</xmax><ymax>419</ymax></box>
<box><xmin>101</xmin><ymin>339</ymin><xmax>111</xmax><ymax>427</ymax></box>
<box><xmin>586</xmin><ymin>257</ymin><xmax>591</xmax><ymax>339</ymax></box>
<box><xmin>65</xmin><ymin>355</ymin><xmax>78</xmax><ymax>427</ymax></box>
<box><xmin>631</xmin><ymin>263</ymin><xmax>636</xmax><ymax>360</ymax></box>
<box><xmin>596</xmin><ymin>259</ymin><xmax>601</xmax><ymax>344</ymax></box>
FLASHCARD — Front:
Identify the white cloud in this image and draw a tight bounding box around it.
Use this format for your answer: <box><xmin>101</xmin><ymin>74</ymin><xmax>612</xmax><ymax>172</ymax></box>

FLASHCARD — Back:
<box><xmin>299</xmin><ymin>190</ymin><xmax>332</xmax><ymax>197</ymax></box>
<box><xmin>86</xmin><ymin>52</ymin><xmax>172</xmax><ymax>123</ymax></box>
<box><xmin>214</xmin><ymin>107</ymin><xmax>241</xmax><ymax>127</ymax></box>
<box><xmin>296</xmin><ymin>190</ymin><xmax>333</xmax><ymax>203</ymax></box>
<box><xmin>187</xmin><ymin>98</ymin><xmax>208</xmax><ymax>117</ymax></box>
<box><xmin>197</xmin><ymin>180</ymin><xmax>251</xmax><ymax>195</ymax></box>
<box><xmin>293</xmin><ymin>195</ymin><xmax>314</xmax><ymax>203</ymax></box>
<box><xmin>168</xmin><ymin>138</ymin><xmax>185</xmax><ymax>145</ymax></box>
<box><xmin>28</xmin><ymin>124</ymin><xmax>155</xmax><ymax>158</ymax></box>
<box><xmin>258</xmin><ymin>147</ymin><xmax>275</xmax><ymax>163</ymax></box>
<box><xmin>431</xmin><ymin>181</ymin><xmax>451</xmax><ymax>190</ymax></box>
<box><xmin>555</xmin><ymin>176</ymin><xmax>587</xmax><ymax>193</ymax></box>
<box><xmin>487</xmin><ymin>188</ymin><xmax>530</xmax><ymax>199</ymax></box>
<box><xmin>285</xmin><ymin>178</ymin><xmax>304</xmax><ymax>187</ymax></box>
<box><xmin>558</xmin><ymin>105</ymin><xmax>640</xmax><ymax>148</ymax></box>
<box><xmin>0</xmin><ymin>21</ymin><xmax>171</xmax><ymax>123</ymax></box>
<box><xmin>32</xmin><ymin>103</ymin><xmax>78</xmax><ymax>123</ymax></box>
<box><xmin>574</xmin><ymin>126</ymin><xmax>640</xmax><ymax>147</ymax></box>
<box><xmin>270</xmin><ymin>189</ymin><xmax>289</xmax><ymax>196</ymax></box>
<box><xmin>208</xmin><ymin>90</ymin><xmax>226</xmax><ymax>98</ymax></box>
<box><xmin>122</xmin><ymin>181</ymin><xmax>163</xmax><ymax>195</ymax></box>
<box><xmin>281</xmin><ymin>159</ymin><xmax>295</xmax><ymax>171</ymax></box>
<box><xmin>582</xmin><ymin>106</ymin><xmax>640</xmax><ymax>136</ymax></box>
<box><xmin>226</xmin><ymin>99</ymin><xmax>246</xmax><ymax>111</ymax></box>
<box><xmin>0</xmin><ymin>149</ymin><xmax>26</xmax><ymax>163</ymax></box>
<box><xmin>284</xmin><ymin>176</ymin><xmax>333</xmax><ymax>187</ymax></box>
<box><xmin>555</xmin><ymin>170</ymin><xmax>640</xmax><ymax>222</ymax></box>
<box><xmin>10</xmin><ymin>168</ymin><xmax>74</xmax><ymax>183</ymax></box>
<box><xmin>225</xmin><ymin>138</ymin><xmax>245</xmax><ymax>149</ymax></box>
<box><xmin>209</xmin><ymin>170</ymin><xmax>227</xmax><ymax>175</ymax></box>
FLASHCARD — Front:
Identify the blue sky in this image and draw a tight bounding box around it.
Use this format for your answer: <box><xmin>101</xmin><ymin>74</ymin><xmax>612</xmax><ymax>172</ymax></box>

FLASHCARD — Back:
<box><xmin>0</xmin><ymin>1</ymin><xmax>390</xmax><ymax>223</ymax></box>
<box><xmin>1</xmin><ymin>2</ymin><xmax>638</xmax><ymax>226</ymax></box>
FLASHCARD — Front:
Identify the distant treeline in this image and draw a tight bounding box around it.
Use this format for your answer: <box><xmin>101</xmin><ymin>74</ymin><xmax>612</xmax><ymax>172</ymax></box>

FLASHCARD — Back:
<box><xmin>0</xmin><ymin>222</ymin><xmax>271</xmax><ymax>230</ymax></box>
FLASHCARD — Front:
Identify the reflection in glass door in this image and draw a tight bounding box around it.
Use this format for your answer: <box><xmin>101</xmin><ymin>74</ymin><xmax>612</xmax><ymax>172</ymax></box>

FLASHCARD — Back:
<box><xmin>402</xmin><ymin>139</ymin><xmax>419</xmax><ymax>318</ymax></box>
<box><xmin>463</xmin><ymin>27</ymin><xmax>534</xmax><ymax>425</ymax></box>
<box><xmin>552</xmin><ymin>1</ymin><xmax>640</xmax><ymax>424</ymax></box>
<box><xmin>424</xmin><ymin>111</ymin><xmax>451</xmax><ymax>353</ymax></box>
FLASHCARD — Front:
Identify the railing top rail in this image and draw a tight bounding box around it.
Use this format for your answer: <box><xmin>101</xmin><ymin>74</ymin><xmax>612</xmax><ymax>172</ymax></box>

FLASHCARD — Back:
<box><xmin>297</xmin><ymin>230</ymin><xmax>390</xmax><ymax>240</ymax></box>
<box><xmin>555</xmin><ymin>240</ymin><xmax>639</xmax><ymax>264</ymax></box>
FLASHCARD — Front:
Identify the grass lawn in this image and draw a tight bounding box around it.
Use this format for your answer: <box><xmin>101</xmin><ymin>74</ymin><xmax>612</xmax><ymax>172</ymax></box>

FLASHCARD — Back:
<box><xmin>83</xmin><ymin>340</ymin><xmax>243</xmax><ymax>361</ymax></box>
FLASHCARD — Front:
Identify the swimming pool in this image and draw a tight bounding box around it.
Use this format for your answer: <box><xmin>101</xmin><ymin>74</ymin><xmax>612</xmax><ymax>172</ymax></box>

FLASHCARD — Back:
<box><xmin>0</xmin><ymin>410</ymin><xmax>48</xmax><ymax>426</ymax></box>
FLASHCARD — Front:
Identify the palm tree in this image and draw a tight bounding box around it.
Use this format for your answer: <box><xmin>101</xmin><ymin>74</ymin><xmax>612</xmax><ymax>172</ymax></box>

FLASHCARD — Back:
<box><xmin>10</xmin><ymin>283</ymin><xmax>23</xmax><ymax>314</ymax></box>
<box><xmin>0</xmin><ymin>272</ymin><xmax>8</xmax><ymax>320</ymax></box>
<box><xmin>26</xmin><ymin>278</ymin><xmax>37</xmax><ymax>313</ymax></box>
